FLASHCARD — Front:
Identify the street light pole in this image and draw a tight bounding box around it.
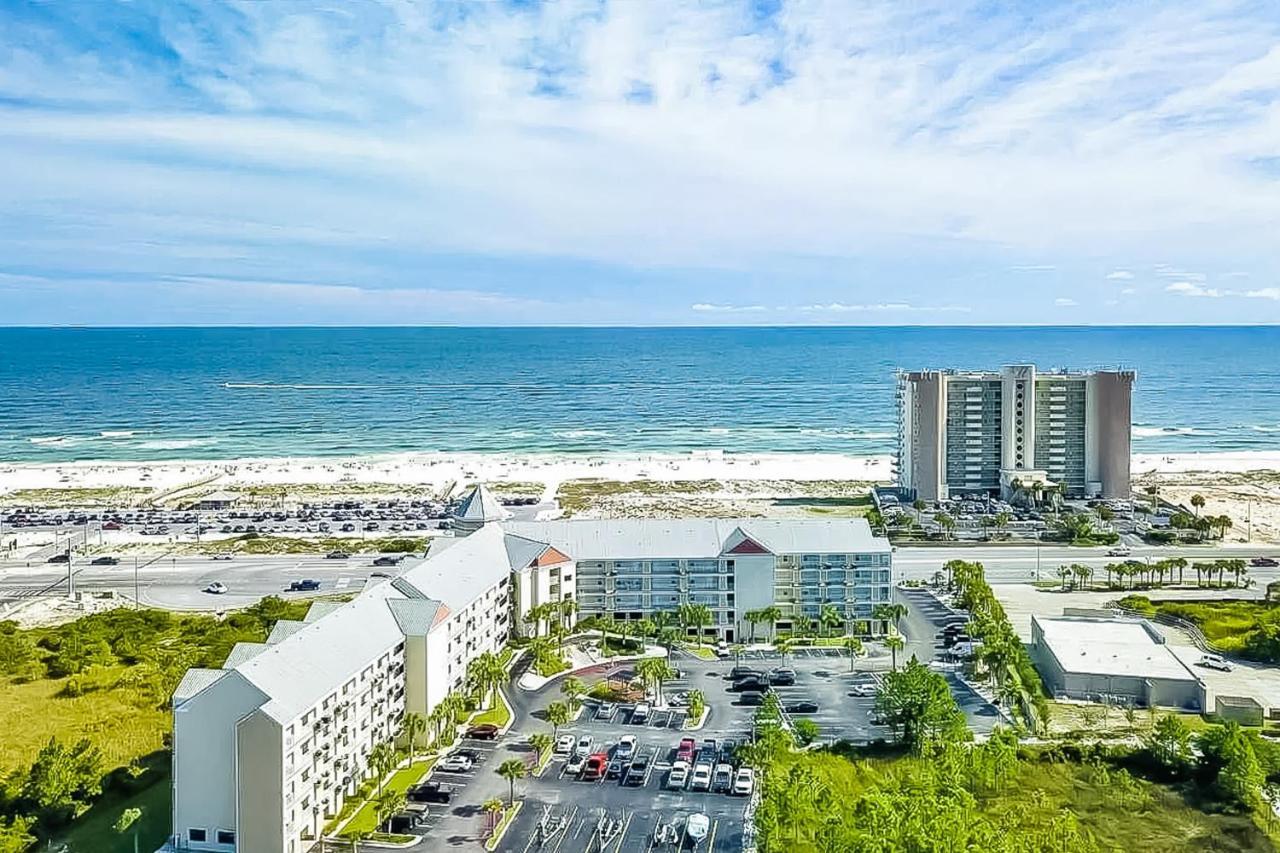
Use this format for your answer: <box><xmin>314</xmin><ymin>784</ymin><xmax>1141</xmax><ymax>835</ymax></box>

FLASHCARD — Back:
<box><xmin>134</xmin><ymin>557</ymin><xmax>140</xmax><ymax>609</ymax></box>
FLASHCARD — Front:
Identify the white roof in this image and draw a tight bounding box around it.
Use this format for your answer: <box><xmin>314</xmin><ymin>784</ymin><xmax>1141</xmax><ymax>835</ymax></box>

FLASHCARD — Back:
<box><xmin>1036</xmin><ymin>616</ymin><xmax>1198</xmax><ymax>682</ymax></box>
<box><xmin>452</xmin><ymin>484</ymin><xmax>511</xmax><ymax>524</ymax></box>
<box><xmin>503</xmin><ymin>518</ymin><xmax>889</xmax><ymax>560</ymax></box>
<box><xmin>395</xmin><ymin>524</ymin><xmax>514</xmax><ymax>611</ymax></box>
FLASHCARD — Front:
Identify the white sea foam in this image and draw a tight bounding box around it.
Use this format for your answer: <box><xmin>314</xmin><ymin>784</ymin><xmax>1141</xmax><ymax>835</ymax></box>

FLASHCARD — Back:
<box><xmin>799</xmin><ymin>428</ymin><xmax>896</xmax><ymax>440</ymax></box>
<box><xmin>134</xmin><ymin>438</ymin><xmax>218</xmax><ymax>450</ymax></box>
<box><xmin>28</xmin><ymin>436</ymin><xmax>67</xmax><ymax>445</ymax></box>
<box><xmin>552</xmin><ymin>429</ymin><xmax>612</xmax><ymax>440</ymax></box>
<box><xmin>1252</xmin><ymin>425</ymin><xmax>1280</xmax><ymax>434</ymax></box>
<box><xmin>99</xmin><ymin>431</ymin><xmax>135</xmax><ymax>438</ymax></box>
<box><xmin>1133</xmin><ymin>426</ymin><xmax>1203</xmax><ymax>438</ymax></box>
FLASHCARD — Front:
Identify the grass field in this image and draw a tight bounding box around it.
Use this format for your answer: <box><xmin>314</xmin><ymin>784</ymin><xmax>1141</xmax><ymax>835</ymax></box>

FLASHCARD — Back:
<box><xmin>1</xmin><ymin>487</ymin><xmax>155</xmax><ymax>507</ymax></box>
<box><xmin>765</xmin><ymin>749</ymin><xmax>1274</xmax><ymax>852</ymax></box>
<box><xmin>0</xmin><ymin>668</ymin><xmax>169</xmax><ymax>774</ymax></box>
<box><xmin>53</xmin><ymin>772</ymin><xmax>172</xmax><ymax>853</ymax></box>
<box><xmin>340</xmin><ymin>759</ymin><xmax>435</xmax><ymax>835</ymax></box>
<box><xmin>1119</xmin><ymin>595</ymin><xmax>1280</xmax><ymax>661</ymax></box>
<box><xmin>470</xmin><ymin>689</ymin><xmax>514</xmax><ymax>730</ymax></box>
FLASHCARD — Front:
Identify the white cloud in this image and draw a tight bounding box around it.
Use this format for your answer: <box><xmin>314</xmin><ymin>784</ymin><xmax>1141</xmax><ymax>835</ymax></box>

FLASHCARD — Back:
<box><xmin>691</xmin><ymin>303</ymin><xmax>768</xmax><ymax>313</ymax></box>
<box><xmin>1120</xmin><ymin>288</ymin><xmax>1137</xmax><ymax>295</ymax></box>
<box><xmin>796</xmin><ymin>302</ymin><xmax>971</xmax><ymax>313</ymax></box>
<box><xmin>1166</xmin><ymin>281</ymin><xmax>1222</xmax><ymax>297</ymax></box>
<box><xmin>1106</xmin><ymin>270</ymin><xmax>1135</xmax><ymax>280</ymax></box>
<box><xmin>1011</xmin><ymin>265</ymin><xmax>1056</xmax><ymax>272</ymax></box>
<box><xmin>1054</xmin><ymin>297</ymin><xmax>1078</xmax><ymax>306</ymax></box>
<box><xmin>1245</xmin><ymin>288</ymin><xmax>1280</xmax><ymax>301</ymax></box>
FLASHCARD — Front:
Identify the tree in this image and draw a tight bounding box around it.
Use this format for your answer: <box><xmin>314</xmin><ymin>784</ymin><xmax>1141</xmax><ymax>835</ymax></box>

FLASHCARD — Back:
<box><xmin>19</xmin><ymin>736</ymin><xmax>104</xmax><ymax>825</ymax></box>
<box><xmin>1216</xmin><ymin>722</ymin><xmax>1265</xmax><ymax>809</ymax></box>
<box><xmin>743</xmin><ymin>609</ymin><xmax>763</xmax><ymax>643</ymax></box>
<box><xmin>774</xmin><ymin>636</ymin><xmax>795</xmax><ymax>667</ymax></box>
<box><xmin>368</xmin><ymin>741</ymin><xmax>396</xmax><ymax>797</ymax></box>
<box><xmin>686</xmin><ymin>689</ymin><xmax>706</xmax><ymax>721</ymax></box>
<box><xmin>933</xmin><ymin>511</ymin><xmax>956</xmax><ymax>539</ymax></box>
<box><xmin>529</xmin><ymin>732</ymin><xmax>553</xmax><ymax>766</ymax></box>
<box><xmin>0</xmin><ymin>817</ymin><xmax>35</xmax><ymax>853</ymax></box>
<box><xmin>993</xmin><ymin>511</ymin><xmax>1011</xmax><ymax>536</ymax></box>
<box><xmin>1147</xmin><ymin>713</ymin><xmax>1192</xmax><ymax>773</ymax></box>
<box><xmin>872</xmin><ymin>603</ymin><xmax>906</xmax><ymax>635</ymax></box>
<box><xmin>843</xmin><ymin>636</ymin><xmax>863</xmax><ymax>672</ymax></box>
<box><xmin>873</xmin><ymin>658</ymin><xmax>968</xmax><ymax>755</ymax></box>
<box><xmin>560</xmin><ymin>675</ymin><xmax>586</xmax><ymax>711</ymax></box>
<box><xmin>374</xmin><ymin>789</ymin><xmax>406</xmax><ymax>831</ymax></box>
<box><xmin>344</xmin><ymin>827</ymin><xmax>373</xmax><ymax>853</ymax></box>
<box><xmin>402</xmin><ymin>712</ymin><xmax>426</xmax><ymax>764</ymax></box>
<box><xmin>1191</xmin><ymin>493</ymin><xmax>1206</xmax><ymax>517</ymax></box>
<box><xmin>636</xmin><ymin>657</ymin><xmax>676</xmax><ymax>706</ymax></box>
<box><xmin>1056</xmin><ymin>565</ymin><xmax>1073</xmax><ymax>591</ymax></box>
<box><xmin>759</xmin><ymin>606</ymin><xmax>782</xmax><ymax>640</ymax></box>
<box><xmin>884</xmin><ymin>634</ymin><xmax>904</xmax><ymax>672</ymax></box>
<box><xmin>497</xmin><ymin>758</ymin><xmax>527</xmax><ymax>806</ymax></box>
<box><xmin>467</xmin><ymin>650</ymin><xmax>506</xmax><ymax>710</ymax></box>
<box><xmin>912</xmin><ymin>498</ymin><xmax>926</xmax><ymax>525</ymax></box>
<box><xmin>483</xmin><ymin>797</ymin><xmax>505</xmax><ymax>833</ymax></box>
<box><xmin>819</xmin><ymin>604</ymin><xmax>844</xmax><ymax>638</ymax></box>
<box><xmin>679</xmin><ymin>603</ymin><xmax>714</xmax><ymax>644</ymax></box>
<box><xmin>545</xmin><ymin>700</ymin><xmax>571</xmax><ymax>739</ymax></box>
<box><xmin>792</xmin><ymin>718</ymin><xmax>820</xmax><ymax>746</ymax></box>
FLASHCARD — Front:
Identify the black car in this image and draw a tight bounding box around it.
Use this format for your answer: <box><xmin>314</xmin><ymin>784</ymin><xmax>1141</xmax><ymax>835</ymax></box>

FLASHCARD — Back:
<box><xmin>387</xmin><ymin>812</ymin><xmax>423</xmax><ymax>833</ymax></box>
<box><xmin>626</xmin><ymin>749</ymin><xmax>654</xmax><ymax>785</ymax></box>
<box><xmin>731</xmin><ymin>677</ymin><xmax>768</xmax><ymax>692</ymax></box>
<box><xmin>408</xmin><ymin>781</ymin><xmax>451</xmax><ymax>804</ymax></box>
<box><xmin>729</xmin><ymin>666</ymin><xmax>763</xmax><ymax>680</ymax></box>
<box><xmin>738</xmin><ymin>691</ymin><xmax>766</xmax><ymax>706</ymax></box>
<box><xmin>769</xmin><ymin>668</ymin><xmax>796</xmax><ymax>686</ymax></box>
<box><xmin>289</xmin><ymin>579</ymin><xmax>321</xmax><ymax>591</ymax></box>
<box><xmin>786</xmin><ymin>701</ymin><xmax>819</xmax><ymax>714</ymax></box>
<box><xmin>372</xmin><ymin>555</ymin><xmax>403</xmax><ymax>567</ymax></box>
<box><xmin>718</xmin><ymin>739</ymin><xmax>739</xmax><ymax>765</ymax></box>
<box><xmin>47</xmin><ymin>554</ymin><xmax>70</xmax><ymax>564</ymax></box>
<box><xmin>90</xmin><ymin>556</ymin><xmax>120</xmax><ymax>566</ymax></box>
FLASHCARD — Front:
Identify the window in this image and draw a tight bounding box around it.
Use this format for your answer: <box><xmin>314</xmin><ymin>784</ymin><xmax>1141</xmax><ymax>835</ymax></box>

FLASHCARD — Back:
<box><xmin>217</xmin><ymin>830</ymin><xmax>236</xmax><ymax>844</ymax></box>
<box><xmin>188</xmin><ymin>829</ymin><xmax>207</xmax><ymax>842</ymax></box>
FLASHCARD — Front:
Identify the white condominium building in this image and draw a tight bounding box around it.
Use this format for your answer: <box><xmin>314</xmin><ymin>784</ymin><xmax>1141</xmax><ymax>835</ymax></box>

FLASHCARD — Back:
<box><xmin>896</xmin><ymin>364</ymin><xmax>1134</xmax><ymax>502</ymax></box>
<box><xmin>166</xmin><ymin>488</ymin><xmax>890</xmax><ymax>852</ymax></box>
<box><xmin>505</xmin><ymin>518</ymin><xmax>893</xmax><ymax>642</ymax></box>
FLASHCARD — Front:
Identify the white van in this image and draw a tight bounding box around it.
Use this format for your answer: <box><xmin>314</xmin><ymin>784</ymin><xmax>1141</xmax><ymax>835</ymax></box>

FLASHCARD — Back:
<box><xmin>1198</xmin><ymin>653</ymin><xmax>1232</xmax><ymax>672</ymax></box>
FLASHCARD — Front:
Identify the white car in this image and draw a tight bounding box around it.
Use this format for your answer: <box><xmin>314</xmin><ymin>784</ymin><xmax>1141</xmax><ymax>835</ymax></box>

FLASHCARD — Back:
<box><xmin>616</xmin><ymin>735</ymin><xmax>637</xmax><ymax>761</ymax></box>
<box><xmin>1107</xmin><ymin>546</ymin><xmax>1132</xmax><ymax>557</ymax></box>
<box><xmin>574</xmin><ymin>735</ymin><xmax>593</xmax><ymax>757</ymax></box>
<box><xmin>850</xmin><ymin>683</ymin><xmax>876</xmax><ymax>698</ymax></box>
<box><xmin>1198</xmin><ymin>653</ymin><xmax>1233</xmax><ymax>672</ymax></box>
<box><xmin>204</xmin><ymin>581</ymin><xmax>228</xmax><ymax>594</ymax></box>
<box><xmin>667</xmin><ymin>760</ymin><xmax>690</xmax><ymax>790</ymax></box>
<box><xmin>437</xmin><ymin>754</ymin><xmax>473</xmax><ymax>773</ymax></box>
<box><xmin>690</xmin><ymin>762</ymin><xmax>713</xmax><ymax>791</ymax></box>
<box><xmin>631</xmin><ymin>703</ymin><xmax>651</xmax><ymax>723</ymax></box>
<box><xmin>566</xmin><ymin>752</ymin><xmax>588</xmax><ymax>774</ymax></box>
<box><xmin>554</xmin><ymin>734</ymin><xmax>575</xmax><ymax>754</ymax></box>
<box><xmin>732</xmin><ymin>767</ymin><xmax>755</xmax><ymax>796</ymax></box>
<box><xmin>596</xmin><ymin>702</ymin><xmax>617</xmax><ymax>720</ymax></box>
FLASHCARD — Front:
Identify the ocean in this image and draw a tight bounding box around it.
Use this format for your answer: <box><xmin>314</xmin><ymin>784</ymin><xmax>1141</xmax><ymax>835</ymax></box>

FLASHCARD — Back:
<box><xmin>2</xmin><ymin>326</ymin><xmax>1279</xmax><ymax>464</ymax></box>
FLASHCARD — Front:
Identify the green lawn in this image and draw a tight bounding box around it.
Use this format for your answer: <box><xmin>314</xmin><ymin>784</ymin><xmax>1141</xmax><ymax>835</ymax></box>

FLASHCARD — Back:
<box><xmin>1118</xmin><ymin>595</ymin><xmax>1280</xmax><ymax>661</ymax></box>
<box><xmin>471</xmin><ymin>689</ymin><xmax>513</xmax><ymax>729</ymax></box>
<box><xmin>339</xmin><ymin>759</ymin><xmax>436</xmax><ymax>835</ymax></box>
<box><xmin>53</xmin><ymin>773</ymin><xmax>172</xmax><ymax>853</ymax></box>
<box><xmin>682</xmin><ymin>644</ymin><xmax>718</xmax><ymax>661</ymax></box>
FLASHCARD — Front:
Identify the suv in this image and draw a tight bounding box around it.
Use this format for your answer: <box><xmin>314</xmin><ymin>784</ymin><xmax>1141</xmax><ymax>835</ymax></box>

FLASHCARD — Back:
<box><xmin>408</xmin><ymin>781</ymin><xmax>452</xmax><ymax>804</ymax></box>
<box><xmin>1198</xmin><ymin>653</ymin><xmax>1233</xmax><ymax>672</ymax></box>
<box><xmin>626</xmin><ymin>749</ymin><xmax>654</xmax><ymax>786</ymax></box>
<box><xmin>690</xmin><ymin>762</ymin><xmax>713</xmax><ymax>791</ymax></box>
<box><xmin>729</xmin><ymin>666</ymin><xmax>763</xmax><ymax>681</ymax></box>
<box><xmin>769</xmin><ymin>668</ymin><xmax>796</xmax><ymax>686</ymax></box>
<box><xmin>676</xmin><ymin>737</ymin><xmax>696</xmax><ymax>764</ymax></box>
<box><xmin>288</xmin><ymin>579</ymin><xmax>321</xmax><ymax>591</ymax></box>
<box><xmin>631</xmin><ymin>703</ymin><xmax>651</xmax><ymax>723</ymax></box>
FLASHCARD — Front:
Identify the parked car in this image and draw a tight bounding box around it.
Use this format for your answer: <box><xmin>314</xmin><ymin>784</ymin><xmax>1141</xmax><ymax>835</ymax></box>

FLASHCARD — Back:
<box><xmin>718</xmin><ymin>739</ymin><xmax>739</xmax><ymax>766</ymax></box>
<box><xmin>631</xmin><ymin>703</ymin><xmax>651</xmax><ymax>723</ymax></box>
<box><xmin>676</xmin><ymin>737</ymin><xmax>697</xmax><ymax>763</ymax></box>
<box><xmin>732</xmin><ymin>676</ymin><xmax>769</xmax><ymax>692</ymax></box>
<box><xmin>626</xmin><ymin>749</ymin><xmax>654</xmax><ymax>785</ymax></box>
<box><xmin>204</xmin><ymin>582</ymin><xmax>228</xmax><ymax>594</ymax></box>
<box><xmin>437</xmin><ymin>754</ymin><xmax>473</xmax><ymax>773</ymax></box>
<box><xmin>729</xmin><ymin>666</ymin><xmax>763</xmax><ymax>680</ymax></box>
<box><xmin>596</xmin><ymin>702</ymin><xmax>617</xmax><ymax>720</ymax></box>
<box><xmin>786</xmin><ymin>701</ymin><xmax>819</xmax><ymax>714</ymax></box>
<box><xmin>669</xmin><ymin>691</ymin><xmax>691</xmax><ymax>707</ymax></box>
<box><xmin>1198</xmin><ymin>653</ymin><xmax>1233</xmax><ymax>672</ymax></box>
<box><xmin>466</xmin><ymin>723</ymin><xmax>500</xmax><ymax>740</ymax></box>
<box><xmin>47</xmin><ymin>554</ymin><xmax>69</xmax><ymax>564</ymax></box>
<box><xmin>733</xmin><ymin>767</ymin><xmax>756</xmax><ymax>796</ymax></box>
<box><xmin>1250</xmin><ymin>557</ymin><xmax>1279</xmax><ymax>568</ymax></box>
<box><xmin>849</xmin><ymin>683</ymin><xmax>877</xmax><ymax>698</ymax></box>
<box><xmin>583</xmin><ymin>752</ymin><xmax>608</xmax><ymax>780</ymax></box>
<box><xmin>288</xmin><ymin>579</ymin><xmax>321</xmax><ymax>591</ymax></box>
<box><xmin>90</xmin><ymin>556</ymin><xmax>120</xmax><ymax>566</ymax></box>
<box><xmin>690</xmin><ymin>762</ymin><xmax>713</xmax><ymax>791</ymax></box>
<box><xmin>738</xmin><ymin>691</ymin><xmax>766</xmax><ymax>706</ymax></box>
<box><xmin>712</xmin><ymin>763</ymin><xmax>734</xmax><ymax>793</ymax></box>
<box><xmin>554</xmin><ymin>734</ymin><xmax>575</xmax><ymax>754</ymax></box>
<box><xmin>408</xmin><ymin>781</ymin><xmax>452</xmax><ymax>804</ymax></box>
<box><xmin>606</xmin><ymin>758</ymin><xmax>624</xmax><ymax>779</ymax></box>
<box><xmin>769</xmin><ymin>668</ymin><xmax>797</xmax><ymax>686</ymax></box>
<box><xmin>667</xmin><ymin>760</ymin><xmax>690</xmax><ymax>790</ymax></box>
<box><xmin>387</xmin><ymin>811</ymin><xmax>423</xmax><ymax>833</ymax></box>
<box><xmin>616</xmin><ymin>735</ymin><xmax>637</xmax><ymax>761</ymax></box>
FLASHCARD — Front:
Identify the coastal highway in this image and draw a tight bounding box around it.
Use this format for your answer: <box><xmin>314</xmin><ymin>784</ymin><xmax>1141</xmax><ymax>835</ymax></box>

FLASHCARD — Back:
<box><xmin>3</xmin><ymin>543</ymin><xmax>1279</xmax><ymax>613</ymax></box>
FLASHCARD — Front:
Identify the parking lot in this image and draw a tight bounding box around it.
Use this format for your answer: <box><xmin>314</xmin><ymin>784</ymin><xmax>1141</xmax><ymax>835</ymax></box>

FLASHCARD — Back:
<box><xmin>495</xmin><ymin>731</ymin><xmax>748</xmax><ymax>853</ymax></box>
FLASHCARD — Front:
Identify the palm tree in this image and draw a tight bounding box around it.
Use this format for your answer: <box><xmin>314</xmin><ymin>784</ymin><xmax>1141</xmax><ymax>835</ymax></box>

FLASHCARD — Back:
<box><xmin>560</xmin><ymin>675</ymin><xmax>585</xmax><ymax>711</ymax></box>
<box><xmin>374</xmin><ymin>789</ymin><xmax>406</xmax><ymax>832</ymax></box>
<box><xmin>545</xmin><ymin>700</ymin><xmax>570</xmax><ymax>739</ymax></box>
<box><xmin>743</xmin><ymin>609</ymin><xmax>763</xmax><ymax>643</ymax></box>
<box><xmin>912</xmin><ymin>498</ymin><xmax>926</xmax><ymax>525</ymax></box>
<box><xmin>345</xmin><ymin>828</ymin><xmax>372</xmax><ymax>852</ymax></box>
<box><xmin>483</xmin><ymin>797</ymin><xmax>505</xmax><ymax>833</ymax></box>
<box><xmin>843</xmin><ymin>636</ymin><xmax>863</xmax><ymax>672</ymax></box>
<box><xmin>885</xmin><ymin>634</ymin><xmax>904</xmax><ymax>672</ymax></box>
<box><xmin>468</xmin><ymin>651</ymin><xmax>505</xmax><ymax>710</ymax></box>
<box><xmin>933</xmin><ymin>511</ymin><xmax>956</xmax><ymax>540</ymax></box>
<box><xmin>1056</xmin><ymin>565</ymin><xmax>1072</xmax><ymax>591</ymax></box>
<box><xmin>1191</xmin><ymin>493</ymin><xmax>1205</xmax><ymax>517</ymax></box>
<box><xmin>596</xmin><ymin>615</ymin><xmax>617</xmax><ymax>654</ymax></box>
<box><xmin>819</xmin><ymin>603</ymin><xmax>844</xmax><ymax>639</ymax></box>
<box><xmin>773</xmin><ymin>636</ymin><xmax>794</xmax><ymax>667</ymax></box>
<box><xmin>368</xmin><ymin>741</ymin><xmax>396</xmax><ymax>797</ymax></box>
<box><xmin>529</xmin><ymin>732</ymin><xmax>553</xmax><ymax>766</ymax></box>
<box><xmin>559</xmin><ymin>598</ymin><xmax>579</xmax><ymax>638</ymax></box>
<box><xmin>993</xmin><ymin>511</ymin><xmax>1011</xmax><ymax>536</ymax></box>
<box><xmin>402</xmin><ymin>712</ymin><xmax>426</xmax><ymax>763</ymax></box>
<box><xmin>872</xmin><ymin>603</ymin><xmax>906</xmax><ymax>635</ymax></box>
<box><xmin>759</xmin><ymin>605</ymin><xmax>782</xmax><ymax>641</ymax></box>
<box><xmin>636</xmin><ymin>656</ymin><xmax>676</xmax><ymax>706</ymax></box>
<box><xmin>497</xmin><ymin>758</ymin><xmax>527</xmax><ymax>806</ymax></box>
<box><xmin>680</xmin><ymin>603</ymin><xmax>714</xmax><ymax>645</ymax></box>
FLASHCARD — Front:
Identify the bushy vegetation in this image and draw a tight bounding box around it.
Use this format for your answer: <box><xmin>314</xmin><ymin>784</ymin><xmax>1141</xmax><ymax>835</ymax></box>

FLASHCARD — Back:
<box><xmin>944</xmin><ymin>559</ymin><xmax>1049</xmax><ymax>731</ymax></box>
<box><xmin>0</xmin><ymin>598</ymin><xmax>309</xmax><ymax>850</ymax></box>
<box><xmin>207</xmin><ymin>534</ymin><xmax>427</xmax><ymax>555</ymax></box>
<box><xmin>1118</xmin><ymin>595</ymin><xmax>1280</xmax><ymax>662</ymax></box>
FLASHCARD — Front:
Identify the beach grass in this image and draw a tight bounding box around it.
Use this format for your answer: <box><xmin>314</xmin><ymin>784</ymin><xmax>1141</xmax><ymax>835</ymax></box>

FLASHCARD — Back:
<box><xmin>0</xmin><ymin>487</ymin><xmax>155</xmax><ymax>507</ymax></box>
<box><xmin>555</xmin><ymin>478</ymin><xmax>879</xmax><ymax>518</ymax></box>
<box><xmin>479</xmin><ymin>480</ymin><xmax>544</xmax><ymax>497</ymax></box>
<box><xmin>0</xmin><ymin>668</ymin><xmax>169</xmax><ymax>775</ymax></box>
<box><xmin>203</xmin><ymin>534</ymin><xmax>431</xmax><ymax>556</ymax></box>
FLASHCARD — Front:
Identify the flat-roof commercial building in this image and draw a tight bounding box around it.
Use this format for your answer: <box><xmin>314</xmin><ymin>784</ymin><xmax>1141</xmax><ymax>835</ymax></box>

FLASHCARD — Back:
<box><xmin>1030</xmin><ymin>614</ymin><xmax>1205</xmax><ymax>710</ymax></box>
<box><xmin>165</xmin><ymin>489</ymin><xmax>891</xmax><ymax>852</ymax></box>
<box><xmin>896</xmin><ymin>364</ymin><xmax>1134</xmax><ymax>502</ymax></box>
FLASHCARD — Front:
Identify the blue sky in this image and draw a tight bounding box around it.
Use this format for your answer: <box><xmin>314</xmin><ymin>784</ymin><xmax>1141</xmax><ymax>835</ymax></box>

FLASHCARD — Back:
<box><xmin>1</xmin><ymin>0</ymin><xmax>1278</xmax><ymax>325</ymax></box>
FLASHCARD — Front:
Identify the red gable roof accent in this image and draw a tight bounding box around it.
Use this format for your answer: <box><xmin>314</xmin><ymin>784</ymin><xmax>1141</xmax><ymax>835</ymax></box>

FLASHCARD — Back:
<box><xmin>535</xmin><ymin>546</ymin><xmax>572</xmax><ymax>567</ymax></box>
<box><xmin>431</xmin><ymin>605</ymin><xmax>451</xmax><ymax>629</ymax></box>
<box><xmin>727</xmin><ymin>537</ymin><xmax>770</xmax><ymax>555</ymax></box>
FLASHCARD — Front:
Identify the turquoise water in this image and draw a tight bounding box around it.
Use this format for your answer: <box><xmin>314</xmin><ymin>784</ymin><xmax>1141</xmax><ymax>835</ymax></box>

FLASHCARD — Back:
<box><xmin>1</xmin><ymin>326</ymin><xmax>1278</xmax><ymax>462</ymax></box>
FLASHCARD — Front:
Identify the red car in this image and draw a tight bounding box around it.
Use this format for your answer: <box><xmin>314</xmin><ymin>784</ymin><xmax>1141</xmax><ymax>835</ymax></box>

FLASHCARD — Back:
<box><xmin>102</xmin><ymin>521</ymin><xmax>122</xmax><ymax>530</ymax></box>
<box><xmin>676</xmin><ymin>737</ymin><xmax>696</xmax><ymax>763</ymax></box>
<box><xmin>465</xmin><ymin>723</ymin><xmax>499</xmax><ymax>740</ymax></box>
<box><xmin>582</xmin><ymin>752</ymin><xmax>608</xmax><ymax>780</ymax></box>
